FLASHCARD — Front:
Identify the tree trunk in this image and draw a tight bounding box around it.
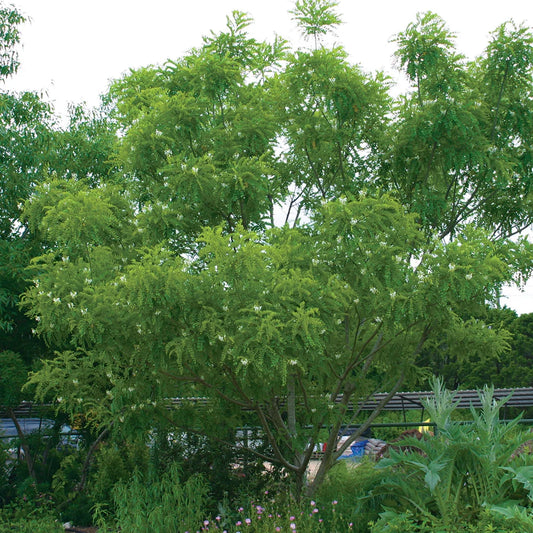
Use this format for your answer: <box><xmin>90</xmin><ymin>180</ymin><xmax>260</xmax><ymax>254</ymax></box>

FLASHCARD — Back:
<box><xmin>287</xmin><ymin>373</ymin><xmax>305</xmax><ymax>467</ymax></box>
<box><xmin>287</xmin><ymin>373</ymin><xmax>307</xmax><ymax>498</ymax></box>
<box><xmin>7</xmin><ymin>408</ymin><xmax>36</xmax><ymax>481</ymax></box>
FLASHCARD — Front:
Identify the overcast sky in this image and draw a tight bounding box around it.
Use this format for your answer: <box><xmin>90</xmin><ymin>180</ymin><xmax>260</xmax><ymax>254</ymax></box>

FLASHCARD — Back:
<box><xmin>5</xmin><ymin>0</ymin><xmax>533</xmax><ymax>314</ymax></box>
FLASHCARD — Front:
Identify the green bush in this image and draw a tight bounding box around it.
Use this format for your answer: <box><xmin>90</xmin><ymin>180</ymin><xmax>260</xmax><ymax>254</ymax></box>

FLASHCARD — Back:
<box><xmin>88</xmin><ymin>439</ymin><xmax>149</xmax><ymax>507</ymax></box>
<box><xmin>370</xmin><ymin>379</ymin><xmax>533</xmax><ymax>532</ymax></box>
<box><xmin>149</xmin><ymin>426</ymin><xmax>274</xmax><ymax>513</ymax></box>
<box><xmin>105</xmin><ymin>462</ymin><xmax>208</xmax><ymax>533</ymax></box>
<box><xmin>0</xmin><ymin>442</ymin><xmax>12</xmax><ymax>506</ymax></box>
<box><xmin>315</xmin><ymin>459</ymin><xmax>389</xmax><ymax>532</ymax></box>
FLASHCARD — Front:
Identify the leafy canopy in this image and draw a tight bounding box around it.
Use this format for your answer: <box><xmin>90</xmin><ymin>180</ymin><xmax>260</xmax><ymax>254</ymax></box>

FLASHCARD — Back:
<box><xmin>17</xmin><ymin>5</ymin><xmax>533</xmax><ymax>495</ymax></box>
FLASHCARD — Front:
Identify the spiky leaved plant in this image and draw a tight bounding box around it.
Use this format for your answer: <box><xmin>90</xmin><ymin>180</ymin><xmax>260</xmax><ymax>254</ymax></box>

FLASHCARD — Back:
<box><xmin>371</xmin><ymin>378</ymin><xmax>533</xmax><ymax>532</ymax></box>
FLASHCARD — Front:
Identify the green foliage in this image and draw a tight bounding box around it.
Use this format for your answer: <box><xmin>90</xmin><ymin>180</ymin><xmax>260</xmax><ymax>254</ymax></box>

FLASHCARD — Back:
<box><xmin>0</xmin><ymin>441</ymin><xmax>11</xmax><ymax>506</ymax></box>
<box><xmin>0</xmin><ymin>477</ymin><xmax>59</xmax><ymax>530</ymax></box>
<box><xmin>393</xmin><ymin>12</ymin><xmax>461</xmax><ymax>98</ymax></box>
<box><xmin>0</xmin><ymin>350</ymin><xmax>27</xmax><ymax>406</ymax></box>
<box><xmin>370</xmin><ymin>508</ymin><xmax>529</xmax><ymax>532</ymax></box>
<box><xmin>14</xmin><ymin>3</ymin><xmax>533</xmax><ymax>502</ymax></box>
<box><xmin>0</xmin><ymin>91</ymin><xmax>53</xmax><ymax>239</ymax></box>
<box><xmin>389</xmin><ymin>13</ymin><xmax>533</xmax><ymax>239</ymax></box>
<box><xmin>290</xmin><ymin>0</ymin><xmax>342</xmax><ymax>46</ymax></box>
<box><xmin>48</xmin><ymin>104</ymin><xmax>121</xmax><ymax>187</ymax></box>
<box><xmin>106</xmin><ymin>11</ymin><xmax>286</xmax><ymax>247</ymax></box>
<box><xmin>0</xmin><ymin>89</ymin><xmax>54</xmax><ymax>347</ymax></box>
<box><xmin>107</xmin><ymin>463</ymin><xmax>208</xmax><ymax>533</ymax></box>
<box><xmin>205</xmin><ymin>495</ymin><xmax>354</xmax><ymax>533</ymax></box>
<box><xmin>0</xmin><ymin>516</ymin><xmax>63</xmax><ymax>533</ymax></box>
<box><xmin>418</xmin><ymin>308</ymin><xmax>533</xmax><ymax>389</ymax></box>
<box><xmin>0</xmin><ymin>4</ymin><xmax>24</xmax><ymax>79</ymax></box>
<box><xmin>48</xmin><ymin>439</ymin><xmax>150</xmax><ymax>525</ymax></box>
<box><xmin>89</xmin><ymin>440</ymin><xmax>149</xmax><ymax>508</ymax></box>
<box><xmin>371</xmin><ymin>379</ymin><xmax>533</xmax><ymax>532</ymax></box>
<box><xmin>277</xmin><ymin>48</ymin><xmax>391</xmax><ymax>213</ymax></box>
<box><xmin>149</xmin><ymin>426</ymin><xmax>272</xmax><ymax>512</ymax></box>
<box><xmin>315</xmin><ymin>460</ymin><xmax>389</xmax><ymax>532</ymax></box>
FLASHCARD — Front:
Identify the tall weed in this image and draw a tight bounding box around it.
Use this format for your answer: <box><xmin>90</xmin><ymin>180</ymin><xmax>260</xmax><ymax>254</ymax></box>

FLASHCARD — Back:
<box><xmin>371</xmin><ymin>378</ymin><xmax>533</xmax><ymax>532</ymax></box>
<box><xmin>108</xmin><ymin>462</ymin><xmax>208</xmax><ymax>533</ymax></box>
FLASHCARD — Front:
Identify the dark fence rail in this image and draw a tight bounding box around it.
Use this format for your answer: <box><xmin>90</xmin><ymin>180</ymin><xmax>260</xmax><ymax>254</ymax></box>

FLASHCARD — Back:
<box><xmin>168</xmin><ymin>387</ymin><xmax>533</xmax><ymax>412</ymax></box>
<box><xmin>4</xmin><ymin>387</ymin><xmax>533</xmax><ymax>421</ymax></box>
<box><xmin>0</xmin><ymin>401</ymin><xmax>54</xmax><ymax>419</ymax></box>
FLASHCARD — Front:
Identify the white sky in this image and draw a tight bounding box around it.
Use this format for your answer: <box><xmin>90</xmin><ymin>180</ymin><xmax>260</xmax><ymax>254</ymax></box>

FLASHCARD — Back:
<box><xmin>5</xmin><ymin>0</ymin><xmax>533</xmax><ymax>315</ymax></box>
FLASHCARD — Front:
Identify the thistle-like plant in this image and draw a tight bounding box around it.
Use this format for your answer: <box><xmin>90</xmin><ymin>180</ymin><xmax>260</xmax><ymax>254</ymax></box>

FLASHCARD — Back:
<box><xmin>371</xmin><ymin>378</ymin><xmax>533</xmax><ymax>531</ymax></box>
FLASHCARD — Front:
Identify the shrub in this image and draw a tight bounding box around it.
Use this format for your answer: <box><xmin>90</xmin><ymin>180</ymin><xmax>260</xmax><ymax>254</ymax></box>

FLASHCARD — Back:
<box><xmin>106</xmin><ymin>462</ymin><xmax>208</xmax><ymax>533</ymax></box>
<box><xmin>371</xmin><ymin>379</ymin><xmax>533</xmax><ymax>532</ymax></box>
<box><xmin>315</xmin><ymin>459</ymin><xmax>389</xmax><ymax>532</ymax></box>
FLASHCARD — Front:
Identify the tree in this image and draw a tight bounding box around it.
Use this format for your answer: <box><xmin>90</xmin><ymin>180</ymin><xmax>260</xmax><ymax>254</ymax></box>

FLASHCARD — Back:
<box><xmin>21</xmin><ymin>4</ymin><xmax>533</xmax><ymax>496</ymax></box>
<box><xmin>419</xmin><ymin>307</ymin><xmax>533</xmax><ymax>390</ymax></box>
<box><xmin>0</xmin><ymin>3</ymin><xmax>51</xmax><ymax>338</ymax></box>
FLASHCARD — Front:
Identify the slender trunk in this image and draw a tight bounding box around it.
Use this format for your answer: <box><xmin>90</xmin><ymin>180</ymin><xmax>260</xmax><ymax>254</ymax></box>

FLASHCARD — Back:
<box><xmin>74</xmin><ymin>425</ymin><xmax>111</xmax><ymax>493</ymax></box>
<box><xmin>287</xmin><ymin>373</ymin><xmax>308</xmax><ymax>499</ymax></box>
<box><xmin>57</xmin><ymin>424</ymin><xmax>112</xmax><ymax>512</ymax></box>
<box><xmin>287</xmin><ymin>374</ymin><xmax>300</xmax><ymax>464</ymax></box>
<box><xmin>8</xmin><ymin>408</ymin><xmax>36</xmax><ymax>481</ymax></box>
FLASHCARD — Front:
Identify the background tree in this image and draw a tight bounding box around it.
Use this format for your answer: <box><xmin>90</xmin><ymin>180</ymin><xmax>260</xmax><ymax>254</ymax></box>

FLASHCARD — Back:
<box><xmin>0</xmin><ymin>3</ymin><xmax>119</xmax><ymax>362</ymax></box>
<box><xmin>419</xmin><ymin>308</ymin><xmax>533</xmax><ymax>390</ymax></box>
<box><xmin>0</xmin><ymin>4</ymin><xmax>52</xmax><ymax>342</ymax></box>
